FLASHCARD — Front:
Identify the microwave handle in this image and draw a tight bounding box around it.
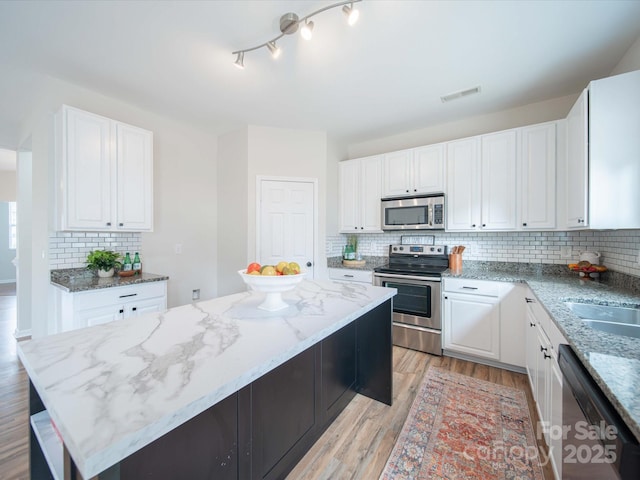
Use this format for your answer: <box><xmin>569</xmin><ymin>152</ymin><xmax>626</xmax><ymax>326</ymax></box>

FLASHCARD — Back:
<box><xmin>429</xmin><ymin>205</ymin><xmax>433</xmax><ymax>227</ymax></box>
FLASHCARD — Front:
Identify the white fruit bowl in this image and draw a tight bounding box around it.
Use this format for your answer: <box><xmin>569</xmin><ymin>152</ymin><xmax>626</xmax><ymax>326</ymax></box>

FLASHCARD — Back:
<box><xmin>238</xmin><ymin>269</ymin><xmax>306</xmax><ymax>311</ymax></box>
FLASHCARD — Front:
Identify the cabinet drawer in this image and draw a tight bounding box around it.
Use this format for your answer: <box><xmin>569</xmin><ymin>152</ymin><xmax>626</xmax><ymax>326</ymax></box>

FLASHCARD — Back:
<box><xmin>443</xmin><ymin>278</ymin><xmax>500</xmax><ymax>297</ymax></box>
<box><xmin>328</xmin><ymin>268</ymin><xmax>373</xmax><ymax>284</ymax></box>
<box><xmin>73</xmin><ymin>282</ymin><xmax>167</xmax><ymax>310</ymax></box>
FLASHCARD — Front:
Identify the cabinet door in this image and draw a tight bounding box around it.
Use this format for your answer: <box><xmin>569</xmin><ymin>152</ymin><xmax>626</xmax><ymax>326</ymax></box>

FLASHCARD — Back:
<box><xmin>116</xmin><ymin>123</ymin><xmax>154</xmax><ymax>231</ymax></box>
<box><xmin>535</xmin><ymin>325</ymin><xmax>550</xmax><ymax>442</ymax></box>
<box><xmin>76</xmin><ymin>304</ymin><xmax>124</xmax><ymax>328</ymax></box>
<box><xmin>338</xmin><ymin>160</ymin><xmax>360</xmax><ymax>232</ymax></box>
<box><xmin>481</xmin><ymin>131</ymin><xmax>517</xmax><ymax>230</ymax></box>
<box><xmin>566</xmin><ymin>89</ymin><xmax>589</xmax><ymax>228</ymax></box>
<box><xmin>321</xmin><ymin>322</ymin><xmax>356</xmax><ymax>423</ymax></box>
<box><xmin>382</xmin><ymin>149</ymin><xmax>413</xmax><ymax>197</ymax></box>
<box><xmin>446</xmin><ymin>138</ymin><xmax>481</xmax><ymax>230</ymax></box>
<box><xmin>63</xmin><ymin>107</ymin><xmax>113</xmax><ymax>230</ymax></box>
<box><xmin>360</xmin><ymin>155</ymin><xmax>383</xmax><ymax>231</ymax></box>
<box><xmin>525</xmin><ymin>306</ymin><xmax>538</xmax><ymax>396</ymax></box>
<box><xmin>548</xmin><ymin>356</ymin><xmax>563</xmax><ymax>480</ymax></box>
<box><xmin>443</xmin><ymin>292</ymin><xmax>500</xmax><ymax>360</ymax></box>
<box><xmin>521</xmin><ymin>123</ymin><xmax>556</xmax><ymax>229</ymax></box>
<box><xmin>413</xmin><ymin>144</ymin><xmax>445</xmax><ymax>194</ymax></box>
<box><xmin>126</xmin><ymin>297</ymin><xmax>166</xmax><ymax>317</ymax></box>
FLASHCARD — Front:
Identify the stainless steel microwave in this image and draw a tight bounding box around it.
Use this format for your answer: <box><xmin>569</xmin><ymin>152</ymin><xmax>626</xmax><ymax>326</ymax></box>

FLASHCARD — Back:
<box><xmin>381</xmin><ymin>194</ymin><xmax>445</xmax><ymax>230</ymax></box>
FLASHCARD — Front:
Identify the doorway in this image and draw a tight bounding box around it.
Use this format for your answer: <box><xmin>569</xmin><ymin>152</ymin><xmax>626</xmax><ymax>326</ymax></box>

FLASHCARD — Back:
<box><xmin>257</xmin><ymin>177</ymin><xmax>317</xmax><ymax>279</ymax></box>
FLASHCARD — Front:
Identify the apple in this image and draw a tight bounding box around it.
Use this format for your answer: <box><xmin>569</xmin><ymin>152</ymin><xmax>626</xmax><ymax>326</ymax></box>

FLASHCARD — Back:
<box><xmin>261</xmin><ymin>266</ymin><xmax>277</xmax><ymax>276</ymax></box>
<box><xmin>276</xmin><ymin>261</ymin><xmax>288</xmax><ymax>273</ymax></box>
<box><xmin>288</xmin><ymin>262</ymin><xmax>300</xmax><ymax>274</ymax></box>
<box><xmin>246</xmin><ymin>262</ymin><xmax>261</xmax><ymax>274</ymax></box>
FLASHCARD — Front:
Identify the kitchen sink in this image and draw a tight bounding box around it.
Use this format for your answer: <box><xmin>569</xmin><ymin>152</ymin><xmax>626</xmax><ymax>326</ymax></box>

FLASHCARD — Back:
<box><xmin>564</xmin><ymin>302</ymin><xmax>640</xmax><ymax>339</ymax></box>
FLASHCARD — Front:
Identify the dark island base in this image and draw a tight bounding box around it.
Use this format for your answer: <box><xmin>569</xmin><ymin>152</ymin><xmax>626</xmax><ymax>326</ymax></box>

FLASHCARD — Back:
<box><xmin>30</xmin><ymin>300</ymin><xmax>393</xmax><ymax>480</ymax></box>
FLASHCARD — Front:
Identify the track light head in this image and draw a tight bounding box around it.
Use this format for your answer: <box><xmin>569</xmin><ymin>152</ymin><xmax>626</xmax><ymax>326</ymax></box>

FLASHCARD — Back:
<box><xmin>343</xmin><ymin>3</ymin><xmax>359</xmax><ymax>26</ymax></box>
<box><xmin>300</xmin><ymin>20</ymin><xmax>314</xmax><ymax>41</ymax></box>
<box><xmin>234</xmin><ymin>52</ymin><xmax>245</xmax><ymax>69</ymax></box>
<box><xmin>267</xmin><ymin>41</ymin><xmax>281</xmax><ymax>59</ymax></box>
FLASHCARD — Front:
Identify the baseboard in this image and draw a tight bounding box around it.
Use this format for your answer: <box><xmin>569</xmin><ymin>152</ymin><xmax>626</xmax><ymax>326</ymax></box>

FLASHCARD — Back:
<box><xmin>443</xmin><ymin>349</ymin><xmax>527</xmax><ymax>374</ymax></box>
<box><xmin>14</xmin><ymin>328</ymin><xmax>32</xmax><ymax>341</ymax></box>
<box><xmin>0</xmin><ymin>279</ymin><xmax>16</xmax><ymax>284</ymax></box>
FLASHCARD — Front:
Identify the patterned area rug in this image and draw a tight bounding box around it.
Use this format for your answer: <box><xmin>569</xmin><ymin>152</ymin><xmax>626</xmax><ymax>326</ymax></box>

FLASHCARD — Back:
<box><xmin>380</xmin><ymin>368</ymin><xmax>544</xmax><ymax>480</ymax></box>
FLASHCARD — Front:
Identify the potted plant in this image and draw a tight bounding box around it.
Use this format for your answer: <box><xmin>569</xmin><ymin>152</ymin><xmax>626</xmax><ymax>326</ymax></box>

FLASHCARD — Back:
<box><xmin>86</xmin><ymin>250</ymin><xmax>122</xmax><ymax>278</ymax></box>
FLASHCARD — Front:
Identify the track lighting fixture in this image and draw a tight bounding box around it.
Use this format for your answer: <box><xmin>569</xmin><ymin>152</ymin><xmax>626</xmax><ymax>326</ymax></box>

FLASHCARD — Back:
<box><xmin>300</xmin><ymin>20</ymin><xmax>314</xmax><ymax>41</ymax></box>
<box><xmin>267</xmin><ymin>41</ymin><xmax>281</xmax><ymax>59</ymax></box>
<box><xmin>232</xmin><ymin>0</ymin><xmax>362</xmax><ymax>69</ymax></box>
<box><xmin>234</xmin><ymin>52</ymin><xmax>244</xmax><ymax>69</ymax></box>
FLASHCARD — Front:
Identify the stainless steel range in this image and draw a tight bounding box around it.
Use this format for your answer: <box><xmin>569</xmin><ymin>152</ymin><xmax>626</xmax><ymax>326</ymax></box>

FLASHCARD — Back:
<box><xmin>373</xmin><ymin>244</ymin><xmax>448</xmax><ymax>355</ymax></box>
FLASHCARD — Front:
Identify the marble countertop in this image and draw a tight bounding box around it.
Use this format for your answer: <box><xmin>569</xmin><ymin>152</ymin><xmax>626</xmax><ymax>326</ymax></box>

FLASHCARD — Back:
<box><xmin>18</xmin><ymin>280</ymin><xmax>396</xmax><ymax>479</ymax></box>
<box><xmin>51</xmin><ymin>268</ymin><xmax>169</xmax><ymax>293</ymax></box>
<box><xmin>443</xmin><ymin>261</ymin><xmax>640</xmax><ymax>442</ymax></box>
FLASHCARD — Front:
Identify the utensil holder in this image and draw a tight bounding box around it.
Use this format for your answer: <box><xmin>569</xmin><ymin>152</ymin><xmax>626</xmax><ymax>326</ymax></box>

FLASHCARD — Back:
<box><xmin>449</xmin><ymin>253</ymin><xmax>462</xmax><ymax>274</ymax></box>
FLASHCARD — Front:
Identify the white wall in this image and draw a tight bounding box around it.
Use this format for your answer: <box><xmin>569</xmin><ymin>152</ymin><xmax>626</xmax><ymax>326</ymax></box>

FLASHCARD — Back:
<box><xmin>216</xmin><ymin>125</ymin><xmax>328</xmax><ymax>294</ymax></box>
<box><xmin>16</xmin><ymin>76</ymin><xmax>218</xmax><ymax>336</ymax></box>
<box><xmin>0</xmin><ymin>171</ymin><xmax>16</xmax><ymax>200</ymax></box>
<box><xmin>246</xmin><ymin>126</ymin><xmax>328</xmax><ymax>278</ymax></box>
<box><xmin>217</xmin><ymin>127</ymin><xmax>249</xmax><ymax>296</ymax></box>
<box><xmin>611</xmin><ymin>35</ymin><xmax>640</xmax><ymax>75</ymax></box>
<box><xmin>0</xmin><ymin>202</ymin><xmax>16</xmax><ymax>282</ymax></box>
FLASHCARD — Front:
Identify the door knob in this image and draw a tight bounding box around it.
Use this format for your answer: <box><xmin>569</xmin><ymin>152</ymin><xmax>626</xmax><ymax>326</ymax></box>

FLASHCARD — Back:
<box><xmin>306</xmin><ymin>262</ymin><xmax>312</xmax><ymax>267</ymax></box>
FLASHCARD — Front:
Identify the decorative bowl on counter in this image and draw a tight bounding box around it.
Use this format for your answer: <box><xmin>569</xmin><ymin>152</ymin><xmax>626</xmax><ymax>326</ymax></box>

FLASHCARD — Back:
<box><xmin>238</xmin><ymin>269</ymin><xmax>306</xmax><ymax>311</ymax></box>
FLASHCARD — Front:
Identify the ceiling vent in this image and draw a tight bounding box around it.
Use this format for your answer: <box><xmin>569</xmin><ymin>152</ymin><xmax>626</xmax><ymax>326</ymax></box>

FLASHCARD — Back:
<box><xmin>440</xmin><ymin>86</ymin><xmax>482</xmax><ymax>103</ymax></box>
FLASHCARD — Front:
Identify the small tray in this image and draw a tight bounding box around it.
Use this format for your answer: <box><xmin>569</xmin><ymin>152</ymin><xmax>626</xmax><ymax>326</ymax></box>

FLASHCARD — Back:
<box><xmin>342</xmin><ymin>259</ymin><xmax>366</xmax><ymax>267</ymax></box>
<box><xmin>118</xmin><ymin>270</ymin><xmax>137</xmax><ymax>277</ymax></box>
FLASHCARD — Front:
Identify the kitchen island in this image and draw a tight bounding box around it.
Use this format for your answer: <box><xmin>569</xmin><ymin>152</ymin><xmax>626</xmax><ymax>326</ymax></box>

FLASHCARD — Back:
<box><xmin>19</xmin><ymin>280</ymin><xmax>395</xmax><ymax>480</ymax></box>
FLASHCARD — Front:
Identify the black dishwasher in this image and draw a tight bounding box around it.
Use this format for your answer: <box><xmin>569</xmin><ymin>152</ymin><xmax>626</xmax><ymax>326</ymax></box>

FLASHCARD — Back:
<box><xmin>558</xmin><ymin>344</ymin><xmax>640</xmax><ymax>479</ymax></box>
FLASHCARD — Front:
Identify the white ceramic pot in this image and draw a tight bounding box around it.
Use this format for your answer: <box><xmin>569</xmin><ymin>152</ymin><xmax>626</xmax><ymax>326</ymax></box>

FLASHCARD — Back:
<box><xmin>579</xmin><ymin>251</ymin><xmax>601</xmax><ymax>265</ymax></box>
<box><xmin>97</xmin><ymin>268</ymin><xmax>115</xmax><ymax>278</ymax></box>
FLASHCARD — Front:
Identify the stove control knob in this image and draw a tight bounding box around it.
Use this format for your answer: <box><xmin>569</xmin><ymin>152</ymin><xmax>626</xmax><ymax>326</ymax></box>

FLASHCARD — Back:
<box><xmin>430</xmin><ymin>247</ymin><xmax>435</xmax><ymax>252</ymax></box>
<box><xmin>392</xmin><ymin>246</ymin><xmax>397</xmax><ymax>251</ymax></box>
<box><xmin>399</xmin><ymin>246</ymin><xmax>404</xmax><ymax>251</ymax></box>
<box><xmin>437</xmin><ymin>247</ymin><xmax>442</xmax><ymax>252</ymax></box>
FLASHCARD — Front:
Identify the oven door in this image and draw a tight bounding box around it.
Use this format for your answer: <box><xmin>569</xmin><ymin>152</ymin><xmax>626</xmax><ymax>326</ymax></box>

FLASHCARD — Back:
<box><xmin>374</xmin><ymin>275</ymin><xmax>441</xmax><ymax>330</ymax></box>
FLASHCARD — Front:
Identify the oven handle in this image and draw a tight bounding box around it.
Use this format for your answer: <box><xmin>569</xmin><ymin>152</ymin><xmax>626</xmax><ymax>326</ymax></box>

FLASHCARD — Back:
<box><xmin>374</xmin><ymin>272</ymin><xmax>441</xmax><ymax>282</ymax></box>
<box><xmin>393</xmin><ymin>322</ymin><xmax>440</xmax><ymax>334</ymax></box>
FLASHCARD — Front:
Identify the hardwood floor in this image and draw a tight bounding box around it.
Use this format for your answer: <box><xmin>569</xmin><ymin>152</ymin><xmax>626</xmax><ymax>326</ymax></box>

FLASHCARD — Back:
<box><xmin>0</xmin><ymin>284</ymin><xmax>29</xmax><ymax>480</ymax></box>
<box><xmin>287</xmin><ymin>348</ymin><xmax>554</xmax><ymax>480</ymax></box>
<box><xmin>0</xmin><ymin>291</ymin><xmax>550</xmax><ymax>480</ymax></box>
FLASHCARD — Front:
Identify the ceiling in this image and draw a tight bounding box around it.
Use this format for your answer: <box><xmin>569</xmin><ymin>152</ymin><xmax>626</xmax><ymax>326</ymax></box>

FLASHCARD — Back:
<box><xmin>0</xmin><ymin>0</ymin><xmax>639</xmax><ymax>148</ymax></box>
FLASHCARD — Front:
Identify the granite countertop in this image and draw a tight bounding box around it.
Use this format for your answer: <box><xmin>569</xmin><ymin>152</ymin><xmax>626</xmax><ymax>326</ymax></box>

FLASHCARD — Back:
<box><xmin>443</xmin><ymin>261</ymin><xmax>640</xmax><ymax>442</ymax></box>
<box><xmin>51</xmin><ymin>268</ymin><xmax>169</xmax><ymax>293</ymax></box>
<box><xmin>327</xmin><ymin>255</ymin><xmax>387</xmax><ymax>271</ymax></box>
<box><xmin>18</xmin><ymin>280</ymin><xmax>396</xmax><ymax>479</ymax></box>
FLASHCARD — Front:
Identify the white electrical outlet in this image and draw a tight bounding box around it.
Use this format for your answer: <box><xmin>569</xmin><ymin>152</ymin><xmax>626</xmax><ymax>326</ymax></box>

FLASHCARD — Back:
<box><xmin>560</xmin><ymin>246</ymin><xmax>572</xmax><ymax>259</ymax></box>
<box><xmin>637</xmin><ymin>250</ymin><xmax>640</xmax><ymax>266</ymax></box>
<box><xmin>175</xmin><ymin>244</ymin><xmax>183</xmax><ymax>254</ymax></box>
<box><xmin>192</xmin><ymin>289</ymin><xmax>200</xmax><ymax>300</ymax></box>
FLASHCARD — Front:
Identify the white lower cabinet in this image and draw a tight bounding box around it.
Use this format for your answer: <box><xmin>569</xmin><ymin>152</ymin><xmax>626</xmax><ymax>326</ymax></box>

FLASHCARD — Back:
<box><xmin>524</xmin><ymin>292</ymin><xmax>566</xmax><ymax>480</ymax></box>
<box><xmin>52</xmin><ymin>281</ymin><xmax>167</xmax><ymax>334</ymax></box>
<box><xmin>442</xmin><ymin>279</ymin><xmax>525</xmax><ymax>367</ymax></box>
<box><xmin>328</xmin><ymin>268</ymin><xmax>373</xmax><ymax>284</ymax></box>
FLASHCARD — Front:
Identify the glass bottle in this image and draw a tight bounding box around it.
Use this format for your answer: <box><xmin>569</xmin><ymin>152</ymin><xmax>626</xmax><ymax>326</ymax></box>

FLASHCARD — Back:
<box><xmin>123</xmin><ymin>252</ymin><xmax>133</xmax><ymax>271</ymax></box>
<box><xmin>133</xmin><ymin>252</ymin><xmax>141</xmax><ymax>273</ymax></box>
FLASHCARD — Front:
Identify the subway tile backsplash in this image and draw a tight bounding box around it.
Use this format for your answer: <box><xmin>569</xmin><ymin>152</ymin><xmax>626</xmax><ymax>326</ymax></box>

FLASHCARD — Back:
<box><xmin>327</xmin><ymin>230</ymin><xmax>640</xmax><ymax>278</ymax></box>
<box><xmin>49</xmin><ymin>231</ymin><xmax>141</xmax><ymax>269</ymax></box>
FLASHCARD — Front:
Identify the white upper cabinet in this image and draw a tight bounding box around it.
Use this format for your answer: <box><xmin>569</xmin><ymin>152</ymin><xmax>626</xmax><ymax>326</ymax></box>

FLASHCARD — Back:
<box><xmin>56</xmin><ymin>105</ymin><xmax>154</xmax><ymax>232</ymax></box>
<box><xmin>589</xmin><ymin>69</ymin><xmax>640</xmax><ymax>229</ymax></box>
<box><xmin>446</xmin><ymin>137</ymin><xmax>481</xmax><ymax>230</ymax></box>
<box><xmin>566</xmin><ymin>89</ymin><xmax>589</xmax><ymax>228</ymax></box>
<box><xmin>520</xmin><ymin>122</ymin><xmax>557</xmax><ymax>229</ymax></box>
<box><xmin>382</xmin><ymin>144</ymin><xmax>445</xmax><ymax>197</ymax></box>
<box><xmin>447</xmin><ymin>131</ymin><xmax>517</xmax><ymax>231</ymax></box>
<box><xmin>481</xmin><ymin>130</ymin><xmax>518</xmax><ymax>230</ymax></box>
<box><xmin>338</xmin><ymin>155</ymin><xmax>382</xmax><ymax>233</ymax></box>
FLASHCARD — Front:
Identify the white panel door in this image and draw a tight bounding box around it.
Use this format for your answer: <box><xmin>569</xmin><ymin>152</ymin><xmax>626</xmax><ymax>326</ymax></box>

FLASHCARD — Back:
<box><xmin>116</xmin><ymin>123</ymin><xmax>153</xmax><ymax>231</ymax></box>
<box><xmin>481</xmin><ymin>131</ymin><xmax>517</xmax><ymax>230</ymax></box>
<box><xmin>413</xmin><ymin>144</ymin><xmax>445</xmax><ymax>194</ymax></box>
<box><xmin>446</xmin><ymin>138</ymin><xmax>480</xmax><ymax>231</ymax></box>
<box><xmin>259</xmin><ymin>179</ymin><xmax>315</xmax><ymax>278</ymax></box>
<box><xmin>65</xmin><ymin>107</ymin><xmax>112</xmax><ymax>229</ymax></box>
<box><xmin>566</xmin><ymin>89</ymin><xmax>589</xmax><ymax>228</ymax></box>
<box><xmin>382</xmin><ymin>149</ymin><xmax>413</xmax><ymax>197</ymax></box>
<box><xmin>521</xmin><ymin>123</ymin><xmax>556</xmax><ymax>229</ymax></box>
